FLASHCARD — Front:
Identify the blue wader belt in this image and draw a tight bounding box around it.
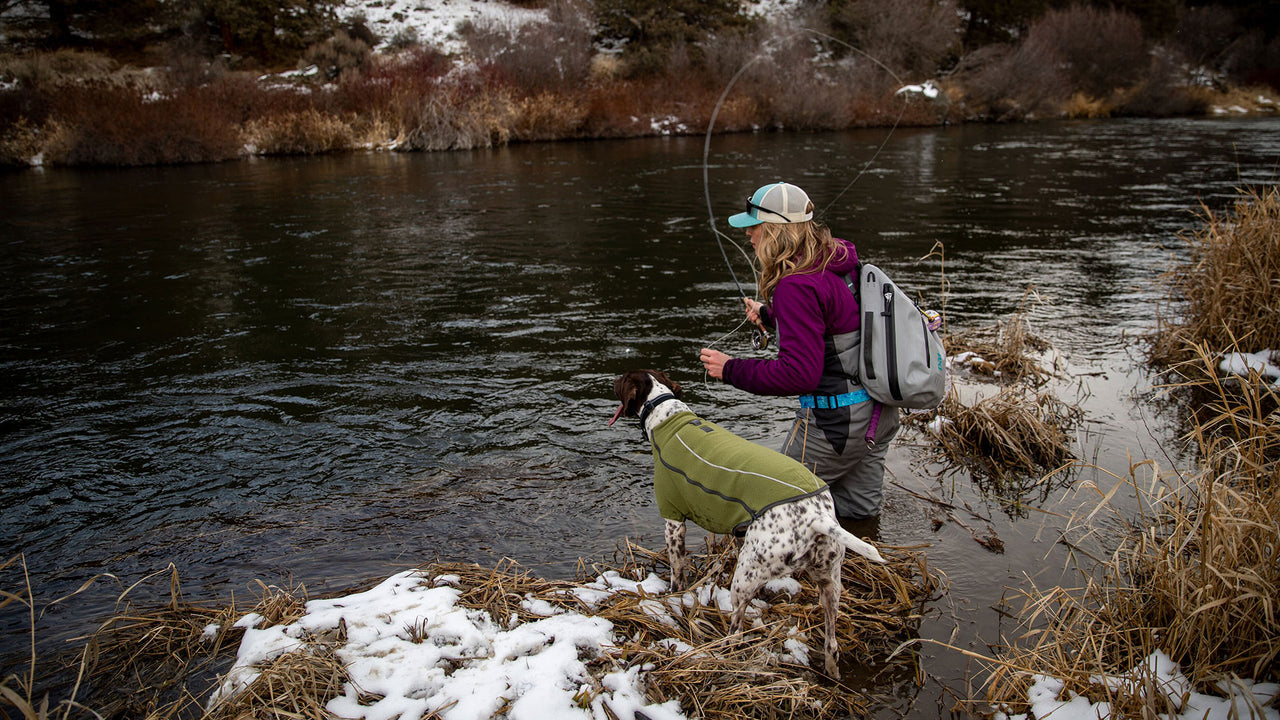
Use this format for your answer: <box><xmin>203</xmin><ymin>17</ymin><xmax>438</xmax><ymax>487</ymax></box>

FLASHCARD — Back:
<box><xmin>796</xmin><ymin>388</ymin><xmax>884</xmax><ymax>447</ymax></box>
<box><xmin>797</xmin><ymin>389</ymin><xmax>870</xmax><ymax>409</ymax></box>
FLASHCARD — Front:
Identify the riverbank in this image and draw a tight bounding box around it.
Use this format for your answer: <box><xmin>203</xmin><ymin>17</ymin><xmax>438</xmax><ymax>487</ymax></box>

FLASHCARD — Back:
<box><xmin>2</xmin><ymin>41</ymin><xmax>1277</xmax><ymax>169</ymax></box>
<box><xmin>3</xmin><ymin>59</ymin><xmax>1276</xmax><ymax>169</ymax></box>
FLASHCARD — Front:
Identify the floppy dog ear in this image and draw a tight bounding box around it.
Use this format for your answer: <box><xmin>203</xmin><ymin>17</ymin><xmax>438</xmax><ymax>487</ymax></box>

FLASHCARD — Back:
<box><xmin>647</xmin><ymin>369</ymin><xmax>682</xmax><ymax>399</ymax></box>
<box><xmin>610</xmin><ymin>370</ymin><xmax>653</xmax><ymax>425</ymax></box>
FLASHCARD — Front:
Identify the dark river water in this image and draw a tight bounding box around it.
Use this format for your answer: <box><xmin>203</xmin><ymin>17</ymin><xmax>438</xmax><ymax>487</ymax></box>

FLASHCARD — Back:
<box><xmin>2</xmin><ymin>116</ymin><xmax>1278</xmax><ymax>713</ymax></box>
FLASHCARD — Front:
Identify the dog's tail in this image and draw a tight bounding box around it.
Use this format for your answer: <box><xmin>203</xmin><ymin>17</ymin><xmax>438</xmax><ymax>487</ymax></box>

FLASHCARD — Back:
<box><xmin>817</xmin><ymin>516</ymin><xmax>887</xmax><ymax>564</ymax></box>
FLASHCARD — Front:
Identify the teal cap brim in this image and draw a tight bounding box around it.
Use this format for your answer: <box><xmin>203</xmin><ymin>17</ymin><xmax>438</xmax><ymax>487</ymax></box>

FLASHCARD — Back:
<box><xmin>728</xmin><ymin>211</ymin><xmax>763</xmax><ymax>228</ymax></box>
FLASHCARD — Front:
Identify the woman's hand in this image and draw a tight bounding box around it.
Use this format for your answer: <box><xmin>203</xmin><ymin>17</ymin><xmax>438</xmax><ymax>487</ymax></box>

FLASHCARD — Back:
<box><xmin>700</xmin><ymin>348</ymin><xmax>731</xmax><ymax>379</ymax></box>
<box><xmin>743</xmin><ymin>297</ymin><xmax>763</xmax><ymax>324</ymax></box>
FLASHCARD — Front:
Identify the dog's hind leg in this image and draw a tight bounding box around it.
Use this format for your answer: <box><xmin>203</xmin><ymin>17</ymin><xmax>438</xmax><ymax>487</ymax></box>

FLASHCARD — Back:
<box><xmin>811</xmin><ymin>540</ymin><xmax>847</xmax><ymax>679</ymax></box>
<box><xmin>664</xmin><ymin>519</ymin><xmax>688</xmax><ymax>592</ymax></box>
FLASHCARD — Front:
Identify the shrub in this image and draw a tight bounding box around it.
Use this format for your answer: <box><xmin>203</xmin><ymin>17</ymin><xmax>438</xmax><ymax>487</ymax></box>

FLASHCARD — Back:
<box><xmin>0</xmin><ymin>117</ymin><xmax>43</xmax><ymax>166</ymax></box>
<box><xmin>42</xmin><ymin>85</ymin><xmax>242</xmax><ymax>165</ymax></box>
<box><xmin>386</xmin><ymin>26</ymin><xmax>421</xmax><ymax>52</ymax></box>
<box><xmin>244</xmin><ymin>108</ymin><xmax>353</xmax><ymax>154</ymax></box>
<box><xmin>1025</xmin><ymin>5</ymin><xmax>1148</xmax><ymax>99</ymax></box>
<box><xmin>303</xmin><ymin>29</ymin><xmax>371</xmax><ymax>81</ymax></box>
<box><xmin>0</xmin><ymin>50</ymin><xmax>118</xmax><ymax>89</ymax></box>
<box><xmin>954</xmin><ymin>5</ymin><xmax>1147</xmax><ymax>119</ymax></box>
<box><xmin>163</xmin><ymin>36</ymin><xmax>231</xmax><ymax>90</ymax></box>
<box><xmin>592</xmin><ymin>0</ymin><xmax>753</xmax><ymax>77</ymax></box>
<box><xmin>394</xmin><ymin>76</ymin><xmax>515</xmax><ymax>151</ymax></box>
<box><xmin>511</xmin><ymin>92</ymin><xmax>588</xmax><ymax>140</ymax></box>
<box><xmin>463</xmin><ymin>0</ymin><xmax>595</xmax><ymax>93</ymax></box>
<box><xmin>1116</xmin><ymin>50</ymin><xmax>1210</xmax><ymax>116</ymax></box>
<box><xmin>182</xmin><ymin>0</ymin><xmax>338</xmax><ymax>67</ymax></box>
<box><xmin>953</xmin><ymin>42</ymin><xmax>1069</xmax><ymax>120</ymax></box>
<box><xmin>827</xmin><ymin>0</ymin><xmax>961</xmax><ymax>78</ymax></box>
<box><xmin>1167</xmin><ymin>4</ymin><xmax>1241</xmax><ymax>81</ymax></box>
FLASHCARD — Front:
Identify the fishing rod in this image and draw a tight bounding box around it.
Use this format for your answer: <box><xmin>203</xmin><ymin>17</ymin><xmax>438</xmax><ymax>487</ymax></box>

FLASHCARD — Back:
<box><xmin>701</xmin><ymin>27</ymin><xmax>911</xmax><ymax>351</ymax></box>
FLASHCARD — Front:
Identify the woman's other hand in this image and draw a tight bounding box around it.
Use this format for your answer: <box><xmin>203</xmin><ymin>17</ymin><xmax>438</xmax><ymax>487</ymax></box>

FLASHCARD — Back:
<box><xmin>700</xmin><ymin>348</ymin><xmax>731</xmax><ymax>379</ymax></box>
<box><xmin>743</xmin><ymin>297</ymin><xmax>763</xmax><ymax>324</ymax></box>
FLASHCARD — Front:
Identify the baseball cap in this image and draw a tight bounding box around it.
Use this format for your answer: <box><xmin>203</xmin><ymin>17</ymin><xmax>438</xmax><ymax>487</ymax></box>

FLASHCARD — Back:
<box><xmin>727</xmin><ymin>182</ymin><xmax>814</xmax><ymax>228</ymax></box>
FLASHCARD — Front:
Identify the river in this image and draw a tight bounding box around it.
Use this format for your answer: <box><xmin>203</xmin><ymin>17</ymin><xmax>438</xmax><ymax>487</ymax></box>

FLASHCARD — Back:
<box><xmin>2</xmin><ymin>116</ymin><xmax>1277</xmax><ymax>714</ymax></box>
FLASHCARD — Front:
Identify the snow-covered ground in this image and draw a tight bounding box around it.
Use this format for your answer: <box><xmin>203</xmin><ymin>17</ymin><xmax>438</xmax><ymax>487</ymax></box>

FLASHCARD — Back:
<box><xmin>206</xmin><ymin>567</ymin><xmax>770</xmax><ymax>720</ymax></box>
<box><xmin>338</xmin><ymin>0</ymin><xmax>550</xmax><ymax>55</ymax></box>
<box><xmin>337</xmin><ymin>0</ymin><xmax>802</xmax><ymax>55</ymax></box>
<box><xmin>206</xmin><ymin>564</ymin><xmax>1279</xmax><ymax>720</ymax></box>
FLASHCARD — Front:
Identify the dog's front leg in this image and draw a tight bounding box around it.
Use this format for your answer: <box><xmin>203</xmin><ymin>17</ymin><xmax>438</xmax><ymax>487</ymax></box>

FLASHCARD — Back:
<box><xmin>664</xmin><ymin>519</ymin><xmax>688</xmax><ymax>592</ymax></box>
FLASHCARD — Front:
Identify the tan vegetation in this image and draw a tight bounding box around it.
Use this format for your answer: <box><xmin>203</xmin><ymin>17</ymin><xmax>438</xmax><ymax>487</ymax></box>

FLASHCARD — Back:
<box><xmin>908</xmin><ymin>288</ymin><xmax>1081</xmax><ymax>487</ymax></box>
<box><xmin>1151</xmin><ymin>185</ymin><xmax>1280</xmax><ymax>367</ymax></box>
<box><xmin>1</xmin><ymin>0</ymin><xmax>1276</xmax><ymax>167</ymax></box>
<box><xmin>973</xmin><ymin>185</ymin><xmax>1280</xmax><ymax>714</ymax></box>
<box><xmin>1</xmin><ymin>538</ymin><xmax>937</xmax><ymax>720</ymax></box>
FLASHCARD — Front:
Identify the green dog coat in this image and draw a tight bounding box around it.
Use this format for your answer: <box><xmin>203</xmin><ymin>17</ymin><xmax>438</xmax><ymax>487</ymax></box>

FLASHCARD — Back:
<box><xmin>650</xmin><ymin>411</ymin><xmax>830</xmax><ymax>535</ymax></box>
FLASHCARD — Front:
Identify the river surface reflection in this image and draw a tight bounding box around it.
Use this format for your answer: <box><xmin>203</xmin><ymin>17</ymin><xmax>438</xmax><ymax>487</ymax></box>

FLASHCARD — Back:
<box><xmin>2</xmin><ymin>117</ymin><xmax>1278</xmax><ymax>712</ymax></box>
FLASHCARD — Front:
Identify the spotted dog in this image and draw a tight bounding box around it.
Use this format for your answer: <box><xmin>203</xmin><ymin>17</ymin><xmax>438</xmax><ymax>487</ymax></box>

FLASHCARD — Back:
<box><xmin>609</xmin><ymin>369</ymin><xmax>885</xmax><ymax>678</ymax></box>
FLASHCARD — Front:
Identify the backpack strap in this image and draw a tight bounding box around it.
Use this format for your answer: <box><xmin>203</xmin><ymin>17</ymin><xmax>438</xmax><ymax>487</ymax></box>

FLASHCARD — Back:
<box><xmin>842</xmin><ymin>262</ymin><xmax>884</xmax><ymax>446</ymax></box>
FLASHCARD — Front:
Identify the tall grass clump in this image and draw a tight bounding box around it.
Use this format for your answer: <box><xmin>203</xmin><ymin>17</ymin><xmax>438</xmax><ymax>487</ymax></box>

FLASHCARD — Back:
<box><xmin>913</xmin><ymin>288</ymin><xmax>1081</xmax><ymax>488</ymax></box>
<box><xmin>977</xmin><ymin>185</ymin><xmax>1280</xmax><ymax>716</ymax></box>
<box><xmin>981</xmin><ymin>385</ymin><xmax>1279</xmax><ymax>715</ymax></box>
<box><xmin>1151</xmin><ymin>185</ymin><xmax>1280</xmax><ymax>367</ymax></box>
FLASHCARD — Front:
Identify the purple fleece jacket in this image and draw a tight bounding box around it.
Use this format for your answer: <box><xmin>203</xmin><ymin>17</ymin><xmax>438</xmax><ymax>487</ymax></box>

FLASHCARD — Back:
<box><xmin>723</xmin><ymin>238</ymin><xmax>861</xmax><ymax>396</ymax></box>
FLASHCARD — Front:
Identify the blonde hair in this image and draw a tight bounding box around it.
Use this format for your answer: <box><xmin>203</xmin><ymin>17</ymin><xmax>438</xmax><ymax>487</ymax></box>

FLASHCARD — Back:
<box><xmin>754</xmin><ymin>217</ymin><xmax>843</xmax><ymax>302</ymax></box>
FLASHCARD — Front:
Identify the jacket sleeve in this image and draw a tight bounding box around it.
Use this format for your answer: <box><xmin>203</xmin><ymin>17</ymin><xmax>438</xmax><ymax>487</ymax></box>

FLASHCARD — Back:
<box><xmin>723</xmin><ymin>280</ymin><xmax>826</xmax><ymax>396</ymax></box>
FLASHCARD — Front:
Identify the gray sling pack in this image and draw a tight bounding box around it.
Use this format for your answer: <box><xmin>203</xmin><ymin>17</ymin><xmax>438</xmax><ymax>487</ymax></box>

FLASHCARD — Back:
<box><xmin>847</xmin><ymin>263</ymin><xmax>946</xmax><ymax>409</ymax></box>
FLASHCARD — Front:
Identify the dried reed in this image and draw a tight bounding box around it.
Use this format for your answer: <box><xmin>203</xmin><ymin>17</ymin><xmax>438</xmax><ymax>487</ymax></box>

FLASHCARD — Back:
<box><xmin>927</xmin><ymin>386</ymin><xmax>1082</xmax><ymax>480</ymax></box>
<box><xmin>244</xmin><ymin>109</ymin><xmax>356</xmax><ymax>155</ymax></box>
<box><xmin>562</xmin><ymin>537</ymin><xmax>937</xmax><ymax>720</ymax></box>
<box><xmin>982</xmin><ymin>438</ymin><xmax>1279</xmax><ymax>714</ymax></box>
<box><xmin>1151</xmin><ymin>185</ymin><xmax>1280</xmax><ymax>367</ymax></box>
<box><xmin>905</xmin><ymin>284</ymin><xmax>1081</xmax><ymax>489</ymax></box>
<box><xmin>7</xmin><ymin>536</ymin><xmax>935</xmax><ymax>720</ymax></box>
<box><xmin>943</xmin><ymin>287</ymin><xmax>1055</xmax><ymax>387</ymax></box>
<box><xmin>977</xmin><ymin>181</ymin><xmax>1280</xmax><ymax>716</ymax></box>
<box><xmin>204</xmin><ymin>644</ymin><xmax>352</xmax><ymax>720</ymax></box>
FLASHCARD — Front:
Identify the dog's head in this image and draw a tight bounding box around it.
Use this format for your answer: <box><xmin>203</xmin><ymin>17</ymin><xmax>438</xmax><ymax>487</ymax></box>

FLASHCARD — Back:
<box><xmin>609</xmin><ymin>369</ymin><xmax>682</xmax><ymax>426</ymax></box>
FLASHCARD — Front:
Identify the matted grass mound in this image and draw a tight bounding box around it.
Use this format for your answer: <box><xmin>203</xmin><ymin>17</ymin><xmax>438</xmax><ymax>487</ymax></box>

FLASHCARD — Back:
<box><xmin>908</xmin><ymin>288</ymin><xmax>1083</xmax><ymax>485</ymax></box>
<box><xmin>3</xmin><ymin>539</ymin><xmax>938</xmax><ymax>720</ymax></box>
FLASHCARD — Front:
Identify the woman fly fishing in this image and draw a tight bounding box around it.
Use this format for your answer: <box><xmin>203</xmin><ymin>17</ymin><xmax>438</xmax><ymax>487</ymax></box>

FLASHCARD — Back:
<box><xmin>699</xmin><ymin>181</ymin><xmax>899</xmax><ymax>524</ymax></box>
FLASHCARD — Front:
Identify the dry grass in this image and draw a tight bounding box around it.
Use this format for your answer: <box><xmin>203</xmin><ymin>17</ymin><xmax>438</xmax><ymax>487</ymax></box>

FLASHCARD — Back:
<box><xmin>0</xmin><ymin>116</ymin><xmax>43</xmax><ymax>166</ymax></box>
<box><xmin>975</xmin><ymin>176</ymin><xmax>1280</xmax><ymax>717</ymax></box>
<box><xmin>429</xmin><ymin>538</ymin><xmax>938</xmax><ymax>720</ymax></box>
<box><xmin>909</xmin><ymin>287</ymin><xmax>1080</xmax><ymax>487</ymax></box>
<box><xmin>393</xmin><ymin>80</ymin><xmax>516</xmax><ymax>151</ymax></box>
<box><xmin>511</xmin><ymin>91</ymin><xmax>589</xmax><ymax>141</ymax></box>
<box><xmin>205</xmin><ymin>644</ymin><xmax>352</xmax><ymax>720</ymax></box>
<box><xmin>1063</xmin><ymin>91</ymin><xmax>1113</xmax><ymax>118</ymax></box>
<box><xmin>927</xmin><ymin>386</ymin><xmax>1082</xmax><ymax>481</ymax></box>
<box><xmin>981</xmin><ymin>409</ymin><xmax>1279</xmax><ymax>715</ymax></box>
<box><xmin>1151</xmin><ymin>185</ymin><xmax>1280</xmax><ymax>367</ymax></box>
<box><xmin>245</xmin><ymin>109</ymin><xmax>356</xmax><ymax>155</ymax></box>
<box><xmin>5</xmin><ymin>538</ymin><xmax>936</xmax><ymax>720</ymax></box>
<box><xmin>943</xmin><ymin>288</ymin><xmax>1055</xmax><ymax>387</ymax></box>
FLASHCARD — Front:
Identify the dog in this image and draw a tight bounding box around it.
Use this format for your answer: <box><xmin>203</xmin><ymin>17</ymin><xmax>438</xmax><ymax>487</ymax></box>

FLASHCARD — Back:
<box><xmin>609</xmin><ymin>369</ymin><xmax>885</xmax><ymax>678</ymax></box>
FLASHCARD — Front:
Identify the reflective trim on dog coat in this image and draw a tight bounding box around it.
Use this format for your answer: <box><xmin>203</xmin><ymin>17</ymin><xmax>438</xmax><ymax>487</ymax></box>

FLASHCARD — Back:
<box><xmin>650</xmin><ymin>411</ymin><xmax>829</xmax><ymax>535</ymax></box>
